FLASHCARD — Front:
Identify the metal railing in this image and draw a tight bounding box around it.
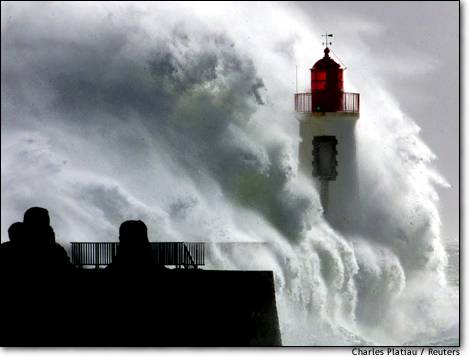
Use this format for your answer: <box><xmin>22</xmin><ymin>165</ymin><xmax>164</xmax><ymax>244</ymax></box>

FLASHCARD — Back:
<box><xmin>71</xmin><ymin>242</ymin><xmax>205</xmax><ymax>269</ymax></box>
<box><xmin>295</xmin><ymin>92</ymin><xmax>312</xmax><ymax>113</ymax></box>
<box><xmin>294</xmin><ymin>92</ymin><xmax>360</xmax><ymax>114</ymax></box>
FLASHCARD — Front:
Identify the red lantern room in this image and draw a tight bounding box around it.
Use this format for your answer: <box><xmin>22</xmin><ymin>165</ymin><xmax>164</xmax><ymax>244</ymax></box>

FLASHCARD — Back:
<box><xmin>294</xmin><ymin>40</ymin><xmax>359</xmax><ymax>115</ymax></box>
<box><xmin>311</xmin><ymin>47</ymin><xmax>343</xmax><ymax>112</ymax></box>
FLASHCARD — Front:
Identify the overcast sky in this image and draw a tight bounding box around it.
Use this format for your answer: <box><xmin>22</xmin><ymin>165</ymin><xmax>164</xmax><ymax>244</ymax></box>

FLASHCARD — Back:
<box><xmin>292</xmin><ymin>1</ymin><xmax>459</xmax><ymax>241</ymax></box>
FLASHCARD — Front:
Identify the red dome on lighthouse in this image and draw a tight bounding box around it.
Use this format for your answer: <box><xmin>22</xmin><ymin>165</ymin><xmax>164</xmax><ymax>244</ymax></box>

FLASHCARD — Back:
<box><xmin>310</xmin><ymin>47</ymin><xmax>344</xmax><ymax>112</ymax></box>
<box><xmin>294</xmin><ymin>38</ymin><xmax>359</xmax><ymax>115</ymax></box>
<box><xmin>313</xmin><ymin>48</ymin><xmax>341</xmax><ymax>70</ymax></box>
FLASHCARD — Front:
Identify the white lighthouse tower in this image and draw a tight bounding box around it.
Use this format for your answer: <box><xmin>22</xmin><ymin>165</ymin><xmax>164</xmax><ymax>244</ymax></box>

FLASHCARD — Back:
<box><xmin>295</xmin><ymin>36</ymin><xmax>360</xmax><ymax>233</ymax></box>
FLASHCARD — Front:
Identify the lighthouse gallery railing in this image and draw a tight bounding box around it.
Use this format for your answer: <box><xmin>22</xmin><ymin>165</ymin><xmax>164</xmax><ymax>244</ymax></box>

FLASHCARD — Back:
<box><xmin>294</xmin><ymin>92</ymin><xmax>360</xmax><ymax>114</ymax></box>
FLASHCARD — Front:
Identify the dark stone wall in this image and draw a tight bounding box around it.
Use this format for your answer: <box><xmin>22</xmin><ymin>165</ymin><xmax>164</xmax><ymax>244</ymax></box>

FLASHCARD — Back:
<box><xmin>2</xmin><ymin>269</ymin><xmax>282</xmax><ymax>347</ymax></box>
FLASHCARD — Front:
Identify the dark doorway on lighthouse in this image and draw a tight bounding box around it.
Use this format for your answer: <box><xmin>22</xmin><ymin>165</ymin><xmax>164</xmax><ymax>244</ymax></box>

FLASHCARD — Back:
<box><xmin>312</xmin><ymin>135</ymin><xmax>338</xmax><ymax>180</ymax></box>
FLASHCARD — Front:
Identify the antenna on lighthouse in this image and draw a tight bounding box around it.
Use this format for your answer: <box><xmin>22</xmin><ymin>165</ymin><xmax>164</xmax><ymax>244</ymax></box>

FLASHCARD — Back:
<box><xmin>321</xmin><ymin>32</ymin><xmax>333</xmax><ymax>48</ymax></box>
<box><xmin>321</xmin><ymin>33</ymin><xmax>348</xmax><ymax>70</ymax></box>
<box><xmin>296</xmin><ymin>64</ymin><xmax>298</xmax><ymax>93</ymax></box>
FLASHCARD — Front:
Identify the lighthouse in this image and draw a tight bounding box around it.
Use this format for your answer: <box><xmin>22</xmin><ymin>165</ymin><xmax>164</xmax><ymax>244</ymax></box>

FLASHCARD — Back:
<box><xmin>295</xmin><ymin>36</ymin><xmax>360</xmax><ymax>233</ymax></box>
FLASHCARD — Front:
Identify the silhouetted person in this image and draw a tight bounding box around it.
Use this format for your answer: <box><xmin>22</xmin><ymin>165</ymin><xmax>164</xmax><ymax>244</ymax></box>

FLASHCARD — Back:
<box><xmin>103</xmin><ymin>220</ymin><xmax>168</xmax><ymax>344</ymax></box>
<box><xmin>107</xmin><ymin>220</ymin><xmax>156</xmax><ymax>272</ymax></box>
<box><xmin>24</xmin><ymin>206</ymin><xmax>49</xmax><ymax>225</ymax></box>
<box><xmin>23</xmin><ymin>206</ymin><xmax>53</xmax><ymax>244</ymax></box>
<box><xmin>8</xmin><ymin>221</ymin><xmax>25</xmax><ymax>243</ymax></box>
<box><xmin>0</xmin><ymin>222</ymin><xmax>25</xmax><ymax>272</ymax></box>
<box><xmin>2</xmin><ymin>209</ymin><xmax>74</xmax><ymax>346</ymax></box>
<box><xmin>20</xmin><ymin>206</ymin><xmax>73</xmax><ymax>271</ymax></box>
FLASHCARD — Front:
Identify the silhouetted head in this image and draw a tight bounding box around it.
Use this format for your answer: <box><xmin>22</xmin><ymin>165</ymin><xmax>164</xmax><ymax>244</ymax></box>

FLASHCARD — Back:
<box><xmin>8</xmin><ymin>222</ymin><xmax>25</xmax><ymax>243</ymax></box>
<box><xmin>24</xmin><ymin>207</ymin><xmax>50</xmax><ymax>228</ymax></box>
<box><xmin>115</xmin><ymin>220</ymin><xmax>153</xmax><ymax>268</ymax></box>
<box><xmin>119</xmin><ymin>220</ymin><xmax>149</xmax><ymax>246</ymax></box>
<box><xmin>23</xmin><ymin>207</ymin><xmax>55</xmax><ymax>244</ymax></box>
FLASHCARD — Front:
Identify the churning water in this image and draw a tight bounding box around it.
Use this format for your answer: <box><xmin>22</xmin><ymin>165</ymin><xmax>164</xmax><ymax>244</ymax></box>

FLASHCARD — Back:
<box><xmin>446</xmin><ymin>240</ymin><xmax>459</xmax><ymax>292</ymax></box>
<box><xmin>1</xmin><ymin>3</ymin><xmax>458</xmax><ymax>346</ymax></box>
